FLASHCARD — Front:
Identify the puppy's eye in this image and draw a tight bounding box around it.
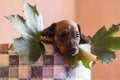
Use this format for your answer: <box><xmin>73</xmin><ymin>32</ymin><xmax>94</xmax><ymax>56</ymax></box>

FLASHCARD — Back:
<box><xmin>76</xmin><ymin>34</ymin><xmax>80</xmax><ymax>37</ymax></box>
<box><xmin>59</xmin><ymin>33</ymin><xmax>66</xmax><ymax>38</ymax></box>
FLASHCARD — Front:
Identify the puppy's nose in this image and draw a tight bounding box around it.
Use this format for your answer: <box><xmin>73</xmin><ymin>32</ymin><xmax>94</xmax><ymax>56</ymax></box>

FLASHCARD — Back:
<box><xmin>71</xmin><ymin>48</ymin><xmax>77</xmax><ymax>52</ymax></box>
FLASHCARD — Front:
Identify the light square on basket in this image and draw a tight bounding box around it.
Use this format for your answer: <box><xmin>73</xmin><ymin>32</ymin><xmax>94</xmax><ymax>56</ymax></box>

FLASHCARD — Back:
<box><xmin>8</xmin><ymin>78</ymin><xmax>19</xmax><ymax>80</ymax></box>
<box><xmin>54</xmin><ymin>66</ymin><xmax>66</xmax><ymax>79</ymax></box>
<box><xmin>44</xmin><ymin>44</ymin><xmax>55</xmax><ymax>54</ymax></box>
<box><xmin>0</xmin><ymin>54</ymin><xmax>9</xmax><ymax>66</ymax></box>
<box><xmin>9</xmin><ymin>66</ymin><xmax>18</xmax><ymax>78</ymax></box>
<box><xmin>0</xmin><ymin>78</ymin><xmax>8</xmax><ymax>80</ymax></box>
<box><xmin>54</xmin><ymin>54</ymin><xmax>64</xmax><ymax>65</ymax></box>
<box><xmin>43</xmin><ymin>66</ymin><xmax>54</xmax><ymax>78</ymax></box>
<box><xmin>19</xmin><ymin>65</ymin><xmax>30</xmax><ymax>78</ymax></box>
<box><xmin>19</xmin><ymin>56</ymin><xmax>29</xmax><ymax>65</ymax></box>
<box><xmin>42</xmin><ymin>78</ymin><xmax>54</xmax><ymax>80</ymax></box>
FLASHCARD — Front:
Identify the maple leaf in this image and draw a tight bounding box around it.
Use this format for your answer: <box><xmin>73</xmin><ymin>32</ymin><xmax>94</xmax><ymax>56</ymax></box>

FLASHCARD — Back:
<box><xmin>6</xmin><ymin>3</ymin><xmax>45</xmax><ymax>63</ymax></box>
<box><xmin>90</xmin><ymin>24</ymin><xmax>120</xmax><ymax>64</ymax></box>
<box><xmin>63</xmin><ymin>44</ymin><xmax>97</xmax><ymax>68</ymax></box>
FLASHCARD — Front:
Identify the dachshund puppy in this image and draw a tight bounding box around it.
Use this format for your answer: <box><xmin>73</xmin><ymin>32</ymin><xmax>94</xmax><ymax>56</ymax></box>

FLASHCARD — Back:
<box><xmin>41</xmin><ymin>20</ymin><xmax>88</xmax><ymax>56</ymax></box>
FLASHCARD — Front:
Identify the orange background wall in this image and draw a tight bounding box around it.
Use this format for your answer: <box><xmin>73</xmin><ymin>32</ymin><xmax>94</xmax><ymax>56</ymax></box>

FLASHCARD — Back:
<box><xmin>0</xmin><ymin>0</ymin><xmax>120</xmax><ymax>80</ymax></box>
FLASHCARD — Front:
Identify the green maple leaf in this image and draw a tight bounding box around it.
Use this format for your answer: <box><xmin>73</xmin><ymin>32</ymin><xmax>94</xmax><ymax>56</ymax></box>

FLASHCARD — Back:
<box><xmin>6</xmin><ymin>2</ymin><xmax>45</xmax><ymax>63</ymax></box>
<box><xmin>90</xmin><ymin>24</ymin><xmax>120</xmax><ymax>64</ymax></box>
<box><xmin>10</xmin><ymin>37</ymin><xmax>45</xmax><ymax>63</ymax></box>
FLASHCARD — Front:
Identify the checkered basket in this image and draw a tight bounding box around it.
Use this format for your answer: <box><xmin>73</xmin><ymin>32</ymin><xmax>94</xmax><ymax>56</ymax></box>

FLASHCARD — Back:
<box><xmin>0</xmin><ymin>44</ymin><xmax>91</xmax><ymax>80</ymax></box>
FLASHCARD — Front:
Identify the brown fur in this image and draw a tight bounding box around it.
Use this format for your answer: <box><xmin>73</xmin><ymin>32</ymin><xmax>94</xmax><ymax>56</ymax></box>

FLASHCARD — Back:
<box><xmin>41</xmin><ymin>20</ymin><xmax>88</xmax><ymax>56</ymax></box>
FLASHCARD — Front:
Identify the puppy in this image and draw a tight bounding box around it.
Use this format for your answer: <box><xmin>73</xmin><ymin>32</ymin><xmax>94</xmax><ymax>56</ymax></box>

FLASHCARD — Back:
<box><xmin>41</xmin><ymin>20</ymin><xmax>88</xmax><ymax>56</ymax></box>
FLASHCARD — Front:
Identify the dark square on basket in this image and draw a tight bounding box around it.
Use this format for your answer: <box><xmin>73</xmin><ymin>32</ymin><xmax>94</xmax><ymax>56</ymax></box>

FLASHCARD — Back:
<box><xmin>43</xmin><ymin>55</ymin><xmax>54</xmax><ymax>65</ymax></box>
<box><xmin>31</xmin><ymin>66</ymin><xmax>43</xmax><ymax>78</ymax></box>
<box><xmin>0</xmin><ymin>66</ymin><xmax>9</xmax><ymax>78</ymax></box>
<box><xmin>19</xmin><ymin>78</ymin><xmax>31</xmax><ymax>80</ymax></box>
<box><xmin>0</xmin><ymin>44</ymin><xmax>8</xmax><ymax>54</ymax></box>
<box><xmin>9</xmin><ymin>55</ymin><xmax>19</xmax><ymax>66</ymax></box>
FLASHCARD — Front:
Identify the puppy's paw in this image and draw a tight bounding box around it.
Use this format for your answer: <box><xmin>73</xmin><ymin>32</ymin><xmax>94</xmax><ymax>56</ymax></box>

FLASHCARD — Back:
<box><xmin>41</xmin><ymin>36</ymin><xmax>53</xmax><ymax>43</ymax></box>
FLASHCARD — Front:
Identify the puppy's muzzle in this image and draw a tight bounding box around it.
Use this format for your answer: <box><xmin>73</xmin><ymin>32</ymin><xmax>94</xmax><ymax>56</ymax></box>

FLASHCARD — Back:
<box><xmin>67</xmin><ymin>47</ymin><xmax>79</xmax><ymax>56</ymax></box>
<box><xmin>71</xmin><ymin>48</ymin><xmax>77</xmax><ymax>53</ymax></box>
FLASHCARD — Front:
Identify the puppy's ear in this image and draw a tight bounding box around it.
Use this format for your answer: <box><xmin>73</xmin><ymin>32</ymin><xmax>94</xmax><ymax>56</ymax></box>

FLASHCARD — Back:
<box><xmin>41</xmin><ymin>23</ymin><xmax>56</xmax><ymax>43</ymax></box>
<box><xmin>41</xmin><ymin>23</ymin><xmax>56</xmax><ymax>38</ymax></box>
<box><xmin>77</xmin><ymin>24</ymin><xmax>89</xmax><ymax>44</ymax></box>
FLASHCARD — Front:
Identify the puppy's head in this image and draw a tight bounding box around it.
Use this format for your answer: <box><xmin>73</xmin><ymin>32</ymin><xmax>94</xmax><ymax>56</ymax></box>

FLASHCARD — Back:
<box><xmin>41</xmin><ymin>20</ymin><xmax>87</xmax><ymax>56</ymax></box>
